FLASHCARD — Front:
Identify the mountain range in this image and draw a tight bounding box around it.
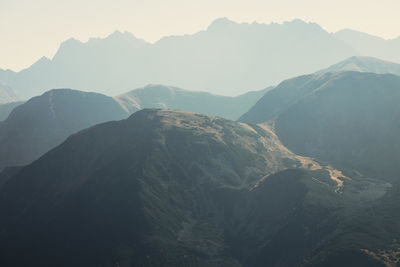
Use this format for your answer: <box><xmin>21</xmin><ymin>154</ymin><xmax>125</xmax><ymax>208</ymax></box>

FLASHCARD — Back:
<box><xmin>240</xmin><ymin>71</ymin><xmax>400</xmax><ymax>180</ymax></box>
<box><xmin>0</xmin><ymin>18</ymin><xmax>358</xmax><ymax>99</ymax></box>
<box><xmin>1</xmin><ymin>109</ymin><xmax>394</xmax><ymax>267</ymax></box>
<box><xmin>115</xmin><ymin>84</ymin><xmax>271</xmax><ymax>120</ymax></box>
<box><xmin>0</xmin><ymin>84</ymin><xmax>269</xmax><ymax>169</ymax></box>
<box><xmin>334</xmin><ymin>29</ymin><xmax>400</xmax><ymax>63</ymax></box>
<box><xmin>0</xmin><ymin>89</ymin><xmax>127</xmax><ymax>170</ymax></box>
<box><xmin>1</xmin><ymin>50</ymin><xmax>400</xmax><ymax>266</ymax></box>
<box><xmin>1</xmin><ymin>55</ymin><xmax>399</xmax><ymax>170</ymax></box>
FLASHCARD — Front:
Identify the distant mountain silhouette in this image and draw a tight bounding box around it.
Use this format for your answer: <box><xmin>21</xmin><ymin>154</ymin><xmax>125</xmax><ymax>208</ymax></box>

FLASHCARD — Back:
<box><xmin>0</xmin><ymin>18</ymin><xmax>356</xmax><ymax>99</ymax></box>
<box><xmin>240</xmin><ymin>71</ymin><xmax>400</xmax><ymax>180</ymax></box>
<box><xmin>0</xmin><ymin>83</ymin><xmax>19</xmax><ymax>104</ymax></box>
<box><xmin>1</xmin><ymin>109</ymin><xmax>389</xmax><ymax>267</ymax></box>
<box><xmin>334</xmin><ymin>29</ymin><xmax>400</xmax><ymax>63</ymax></box>
<box><xmin>318</xmin><ymin>56</ymin><xmax>400</xmax><ymax>75</ymax></box>
<box><xmin>115</xmin><ymin>84</ymin><xmax>271</xmax><ymax>120</ymax></box>
<box><xmin>0</xmin><ymin>89</ymin><xmax>128</xmax><ymax>169</ymax></box>
<box><xmin>0</xmin><ymin>101</ymin><xmax>23</xmax><ymax>121</ymax></box>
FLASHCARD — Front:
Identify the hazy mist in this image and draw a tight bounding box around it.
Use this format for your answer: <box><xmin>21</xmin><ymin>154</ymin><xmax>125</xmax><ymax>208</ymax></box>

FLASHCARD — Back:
<box><xmin>1</xmin><ymin>0</ymin><xmax>400</xmax><ymax>71</ymax></box>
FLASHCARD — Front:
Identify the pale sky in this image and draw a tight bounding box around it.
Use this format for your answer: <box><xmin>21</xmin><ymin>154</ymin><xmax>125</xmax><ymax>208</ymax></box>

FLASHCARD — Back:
<box><xmin>1</xmin><ymin>0</ymin><xmax>400</xmax><ymax>71</ymax></box>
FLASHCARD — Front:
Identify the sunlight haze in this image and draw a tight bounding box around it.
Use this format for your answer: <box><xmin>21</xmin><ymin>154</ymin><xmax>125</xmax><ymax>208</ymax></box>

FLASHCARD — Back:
<box><xmin>1</xmin><ymin>0</ymin><xmax>400</xmax><ymax>71</ymax></box>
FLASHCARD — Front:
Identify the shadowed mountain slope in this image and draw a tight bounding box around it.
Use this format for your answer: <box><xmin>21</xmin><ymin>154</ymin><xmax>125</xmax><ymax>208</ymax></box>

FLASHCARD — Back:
<box><xmin>0</xmin><ymin>101</ymin><xmax>23</xmax><ymax>121</ymax></box>
<box><xmin>0</xmin><ymin>109</ymin><xmax>395</xmax><ymax>267</ymax></box>
<box><xmin>0</xmin><ymin>84</ymin><xmax>269</xmax><ymax>170</ymax></box>
<box><xmin>0</xmin><ymin>89</ymin><xmax>128</xmax><ymax>169</ymax></box>
<box><xmin>240</xmin><ymin>71</ymin><xmax>400</xmax><ymax>180</ymax></box>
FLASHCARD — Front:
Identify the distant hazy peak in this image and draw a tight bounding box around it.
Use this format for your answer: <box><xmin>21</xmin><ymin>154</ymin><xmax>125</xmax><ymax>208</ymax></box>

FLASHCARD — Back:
<box><xmin>317</xmin><ymin>56</ymin><xmax>400</xmax><ymax>75</ymax></box>
<box><xmin>120</xmin><ymin>84</ymin><xmax>184</xmax><ymax>97</ymax></box>
<box><xmin>207</xmin><ymin>17</ymin><xmax>324</xmax><ymax>32</ymax></box>
<box><xmin>284</xmin><ymin>18</ymin><xmax>318</xmax><ymax>27</ymax></box>
<box><xmin>91</xmin><ymin>30</ymin><xmax>148</xmax><ymax>45</ymax></box>
<box><xmin>343</xmin><ymin>56</ymin><xmax>398</xmax><ymax>64</ymax></box>
<box><xmin>207</xmin><ymin>17</ymin><xmax>238</xmax><ymax>31</ymax></box>
<box><xmin>108</xmin><ymin>30</ymin><xmax>133</xmax><ymax>38</ymax></box>
<box><xmin>334</xmin><ymin>29</ymin><xmax>386</xmax><ymax>41</ymax></box>
<box><xmin>3</xmin><ymin>17</ymin><xmax>360</xmax><ymax>97</ymax></box>
<box><xmin>27</xmin><ymin>56</ymin><xmax>51</xmax><ymax>69</ymax></box>
<box><xmin>61</xmin><ymin>37</ymin><xmax>83</xmax><ymax>47</ymax></box>
<box><xmin>53</xmin><ymin>31</ymin><xmax>148</xmax><ymax>62</ymax></box>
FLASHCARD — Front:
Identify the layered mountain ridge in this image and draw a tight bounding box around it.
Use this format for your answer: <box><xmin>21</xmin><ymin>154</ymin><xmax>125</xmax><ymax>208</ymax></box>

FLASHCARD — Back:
<box><xmin>1</xmin><ymin>109</ymin><xmax>391</xmax><ymax>267</ymax></box>
<box><xmin>0</xmin><ymin>18</ymin><xmax>356</xmax><ymax>98</ymax></box>
<box><xmin>0</xmin><ymin>84</ymin><xmax>269</xmax><ymax>169</ymax></box>
<box><xmin>114</xmin><ymin>84</ymin><xmax>271</xmax><ymax>120</ymax></box>
<box><xmin>0</xmin><ymin>89</ymin><xmax>128</xmax><ymax>169</ymax></box>
<box><xmin>240</xmin><ymin>71</ymin><xmax>400</xmax><ymax>181</ymax></box>
<box><xmin>334</xmin><ymin>29</ymin><xmax>400</xmax><ymax>63</ymax></box>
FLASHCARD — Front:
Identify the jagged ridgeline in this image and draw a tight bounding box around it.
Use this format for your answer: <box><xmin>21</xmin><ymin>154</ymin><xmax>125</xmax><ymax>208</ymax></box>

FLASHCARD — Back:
<box><xmin>0</xmin><ymin>18</ymin><xmax>357</xmax><ymax>99</ymax></box>
<box><xmin>0</xmin><ymin>109</ymin><xmax>396</xmax><ymax>267</ymax></box>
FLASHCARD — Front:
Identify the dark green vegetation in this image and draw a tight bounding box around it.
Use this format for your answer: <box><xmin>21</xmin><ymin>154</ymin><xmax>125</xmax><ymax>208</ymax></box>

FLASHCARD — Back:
<box><xmin>0</xmin><ymin>89</ymin><xmax>128</xmax><ymax>170</ymax></box>
<box><xmin>0</xmin><ymin>109</ymin><xmax>396</xmax><ymax>266</ymax></box>
<box><xmin>115</xmin><ymin>84</ymin><xmax>271</xmax><ymax>120</ymax></box>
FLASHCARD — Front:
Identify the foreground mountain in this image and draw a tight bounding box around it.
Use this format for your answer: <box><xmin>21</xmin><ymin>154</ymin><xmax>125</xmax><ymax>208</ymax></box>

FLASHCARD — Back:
<box><xmin>114</xmin><ymin>84</ymin><xmax>271</xmax><ymax>120</ymax></box>
<box><xmin>0</xmin><ymin>83</ymin><xmax>19</xmax><ymax>104</ymax></box>
<box><xmin>334</xmin><ymin>29</ymin><xmax>400</xmax><ymax>63</ymax></box>
<box><xmin>0</xmin><ymin>89</ymin><xmax>127</xmax><ymax>169</ymax></box>
<box><xmin>318</xmin><ymin>56</ymin><xmax>400</xmax><ymax>75</ymax></box>
<box><xmin>0</xmin><ymin>101</ymin><xmax>23</xmax><ymax>121</ymax></box>
<box><xmin>240</xmin><ymin>71</ymin><xmax>400</xmax><ymax>181</ymax></box>
<box><xmin>0</xmin><ymin>84</ymin><xmax>270</xmax><ymax>170</ymax></box>
<box><xmin>0</xmin><ymin>18</ymin><xmax>356</xmax><ymax>98</ymax></box>
<box><xmin>1</xmin><ymin>109</ymin><xmax>395</xmax><ymax>267</ymax></box>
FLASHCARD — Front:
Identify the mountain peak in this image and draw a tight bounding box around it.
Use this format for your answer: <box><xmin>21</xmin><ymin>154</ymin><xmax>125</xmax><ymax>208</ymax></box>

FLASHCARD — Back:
<box><xmin>317</xmin><ymin>56</ymin><xmax>400</xmax><ymax>74</ymax></box>
<box><xmin>29</xmin><ymin>56</ymin><xmax>51</xmax><ymax>68</ymax></box>
<box><xmin>285</xmin><ymin>19</ymin><xmax>325</xmax><ymax>32</ymax></box>
<box><xmin>207</xmin><ymin>17</ymin><xmax>237</xmax><ymax>31</ymax></box>
<box><xmin>106</xmin><ymin>30</ymin><xmax>138</xmax><ymax>40</ymax></box>
<box><xmin>289</xmin><ymin>18</ymin><xmax>308</xmax><ymax>25</ymax></box>
<box><xmin>61</xmin><ymin>37</ymin><xmax>82</xmax><ymax>46</ymax></box>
